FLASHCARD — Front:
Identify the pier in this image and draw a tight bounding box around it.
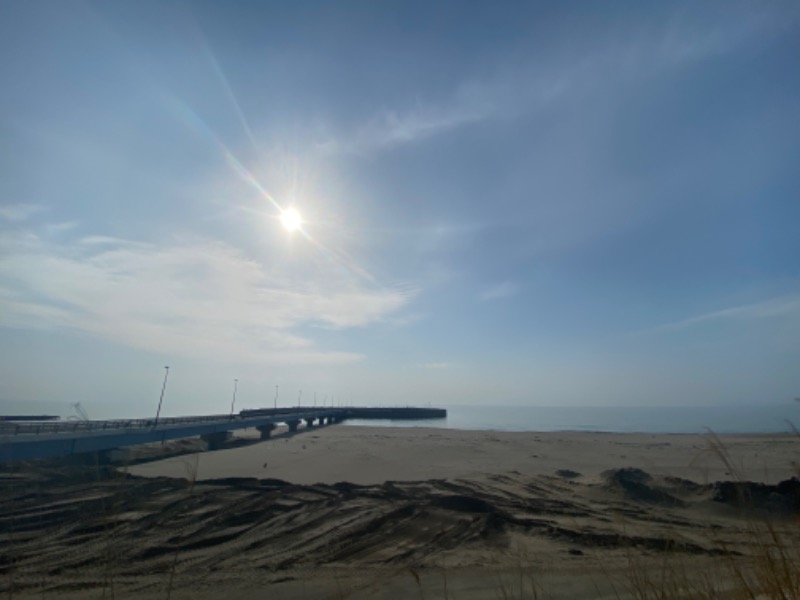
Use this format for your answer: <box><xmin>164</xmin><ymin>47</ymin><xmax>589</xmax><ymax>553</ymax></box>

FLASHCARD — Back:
<box><xmin>0</xmin><ymin>406</ymin><xmax>446</xmax><ymax>462</ymax></box>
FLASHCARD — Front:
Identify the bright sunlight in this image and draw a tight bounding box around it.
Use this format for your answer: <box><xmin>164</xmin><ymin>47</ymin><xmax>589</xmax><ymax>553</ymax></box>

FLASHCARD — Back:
<box><xmin>280</xmin><ymin>207</ymin><xmax>303</xmax><ymax>232</ymax></box>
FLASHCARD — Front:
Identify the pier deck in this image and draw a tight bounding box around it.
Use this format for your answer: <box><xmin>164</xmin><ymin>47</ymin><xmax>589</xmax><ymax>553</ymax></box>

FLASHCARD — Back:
<box><xmin>0</xmin><ymin>406</ymin><xmax>446</xmax><ymax>461</ymax></box>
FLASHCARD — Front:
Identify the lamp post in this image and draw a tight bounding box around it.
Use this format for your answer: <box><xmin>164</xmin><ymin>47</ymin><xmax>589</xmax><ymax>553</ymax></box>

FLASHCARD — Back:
<box><xmin>230</xmin><ymin>379</ymin><xmax>238</xmax><ymax>419</ymax></box>
<box><xmin>298</xmin><ymin>389</ymin><xmax>302</xmax><ymax>407</ymax></box>
<box><xmin>274</xmin><ymin>385</ymin><xmax>278</xmax><ymax>410</ymax></box>
<box><xmin>154</xmin><ymin>366</ymin><xmax>170</xmax><ymax>427</ymax></box>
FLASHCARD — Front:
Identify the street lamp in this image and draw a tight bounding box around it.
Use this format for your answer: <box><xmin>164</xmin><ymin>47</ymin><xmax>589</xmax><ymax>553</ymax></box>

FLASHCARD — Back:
<box><xmin>274</xmin><ymin>385</ymin><xmax>278</xmax><ymax>410</ymax></box>
<box><xmin>230</xmin><ymin>379</ymin><xmax>238</xmax><ymax>419</ymax></box>
<box><xmin>154</xmin><ymin>366</ymin><xmax>170</xmax><ymax>427</ymax></box>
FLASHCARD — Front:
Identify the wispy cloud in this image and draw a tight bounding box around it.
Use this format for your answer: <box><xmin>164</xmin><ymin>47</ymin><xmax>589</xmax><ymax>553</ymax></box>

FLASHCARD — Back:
<box><xmin>319</xmin><ymin>3</ymin><xmax>792</xmax><ymax>159</ymax></box>
<box><xmin>0</xmin><ymin>229</ymin><xmax>415</xmax><ymax>365</ymax></box>
<box><xmin>653</xmin><ymin>5</ymin><xmax>797</xmax><ymax>67</ymax></box>
<box><xmin>317</xmin><ymin>63</ymin><xmax>569</xmax><ymax>155</ymax></box>
<box><xmin>0</xmin><ymin>203</ymin><xmax>45</xmax><ymax>222</ymax></box>
<box><xmin>480</xmin><ymin>281</ymin><xmax>518</xmax><ymax>302</ymax></box>
<box><xmin>44</xmin><ymin>221</ymin><xmax>79</xmax><ymax>234</ymax></box>
<box><xmin>419</xmin><ymin>362</ymin><xmax>453</xmax><ymax>370</ymax></box>
<box><xmin>319</xmin><ymin>103</ymin><xmax>485</xmax><ymax>155</ymax></box>
<box><xmin>635</xmin><ymin>294</ymin><xmax>800</xmax><ymax>336</ymax></box>
<box><xmin>366</xmin><ymin>105</ymin><xmax>484</xmax><ymax>148</ymax></box>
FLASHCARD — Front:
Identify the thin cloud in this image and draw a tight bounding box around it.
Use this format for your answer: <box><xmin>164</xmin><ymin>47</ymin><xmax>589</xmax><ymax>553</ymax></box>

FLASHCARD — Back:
<box><xmin>419</xmin><ymin>362</ymin><xmax>454</xmax><ymax>370</ymax></box>
<box><xmin>358</xmin><ymin>106</ymin><xmax>482</xmax><ymax>149</ymax></box>
<box><xmin>654</xmin><ymin>5</ymin><xmax>796</xmax><ymax>67</ymax></box>
<box><xmin>78</xmin><ymin>235</ymin><xmax>143</xmax><ymax>246</ymax></box>
<box><xmin>319</xmin><ymin>4</ymin><xmax>791</xmax><ymax>158</ymax></box>
<box><xmin>320</xmin><ymin>104</ymin><xmax>485</xmax><ymax>155</ymax></box>
<box><xmin>0</xmin><ymin>203</ymin><xmax>45</xmax><ymax>222</ymax></box>
<box><xmin>316</xmin><ymin>70</ymin><xmax>554</xmax><ymax>155</ymax></box>
<box><xmin>480</xmin><ymin>281</ymin><xmax>519</xmax><ymax>302</ymax></box>
<box><xmin>44</xmin><ymin>221</ymin><xmax>79</xmax><ymax>234</ymax></box>
<box><xmin>28</xmin><ymin>2</ymin><xmax>782</xmax><ymax>163</ymax></box>
<box><xmin>634</xmin><ymin>294</ymin><xmax>800</xmax><ymax>336</ymax></box>
<box><xmin>383</xmin><ymin>312</ymin><xmax>425</xmax><ymax>329</ymax></box>
<box><xmin>0</xmin><ymin>230</ymin><xmax>415</xmax><ymax>365</ymax></box>
<box><xmin>326</xmin><ymin>66</ymin><xmax>570</xmax><ymax>155</ymax></box>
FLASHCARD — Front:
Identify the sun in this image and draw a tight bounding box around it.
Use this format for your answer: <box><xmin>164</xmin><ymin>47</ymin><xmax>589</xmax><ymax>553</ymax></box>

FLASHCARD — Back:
<box><xmin>280</xmin><ymin>207</ymin><xmax>303</xmax><ymax>232</ymax></box>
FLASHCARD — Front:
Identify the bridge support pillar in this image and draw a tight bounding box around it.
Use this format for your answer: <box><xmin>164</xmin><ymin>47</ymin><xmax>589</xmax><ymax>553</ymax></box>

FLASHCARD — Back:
<box><xmin>201</xmin><ymin>431</ymin><xmax>232</xmax><ymax>450</ymax></box>
<box><xmin>304</xmin><ymin>418</ymin><xmax>315</xmax><ymax>428</ymax></box>
<box><xmin>319</xmin><ymin>417</ymin><xmax>326</xmax><ymax>426</ymax></box>
<box><xmin>97</xmin><ymin>449</ymin><xmax>114</xmax><ymax>465</ymax></box>
<box><xmin>256</xmin><ymin>424</ymin><xmax>276</xmax><ymax>440</ymax></box>
<box><xmin>287</xmin><ymin>420</ymin><xmax>300</xmax><ymax>433</ymax></box>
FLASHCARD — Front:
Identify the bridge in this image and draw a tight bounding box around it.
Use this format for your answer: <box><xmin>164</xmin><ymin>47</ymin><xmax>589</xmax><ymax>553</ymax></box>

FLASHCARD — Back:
<box><xmin>0</xmin><ymin>406</ymin><xmax>446</xmax><ymax>462</ymax></box>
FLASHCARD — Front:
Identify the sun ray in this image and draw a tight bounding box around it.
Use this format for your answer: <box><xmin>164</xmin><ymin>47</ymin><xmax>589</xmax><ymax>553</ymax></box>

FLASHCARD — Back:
<box><xmin>163</xmin><ymin>93</ymin><xmax>284</xmax><ymax>213</ymax></box>
<box><xmin>198</xmin><ymin>32</ymin><xmax>261</xmax><ymax>155</ymax></box>
<box><xmin>163</xmin><ymin>94</ymin><xmax>380</xmax><ymax>285</ymax></box>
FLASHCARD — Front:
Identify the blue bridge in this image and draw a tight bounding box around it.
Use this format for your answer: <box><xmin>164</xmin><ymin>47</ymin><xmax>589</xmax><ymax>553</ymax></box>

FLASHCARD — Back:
<box><xmin>0</xmin><ymin>406</ymin><xmax>446</xmax><ymax>462</ymax></box>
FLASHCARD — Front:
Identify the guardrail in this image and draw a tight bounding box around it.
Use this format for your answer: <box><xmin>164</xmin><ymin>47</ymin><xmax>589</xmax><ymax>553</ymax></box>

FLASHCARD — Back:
<box><xmin>0</xmin><ymin>414</ymin><xmax>241</xmax><ymax>436</ymax></box>
<box><xmin>0</xmin><ymin>406</ymin><xmax>446</xmax><ymax>437</ymax></box>
<box><xmin>0</xmin><ymin>408</ymin><xmax>346</xmax><ymax>437</ymax></box>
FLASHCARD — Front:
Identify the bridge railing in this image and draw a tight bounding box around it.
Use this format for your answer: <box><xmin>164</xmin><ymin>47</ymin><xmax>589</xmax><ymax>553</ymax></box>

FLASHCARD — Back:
<box><xmin>0</xmin><ymin>413</ymin><xmax>236</xmax><ymax>436</ymax></box>
<box><xmin>0</xmin><ymin>408</ymin><xmax>343</xmax><ymax>437</ymax></box>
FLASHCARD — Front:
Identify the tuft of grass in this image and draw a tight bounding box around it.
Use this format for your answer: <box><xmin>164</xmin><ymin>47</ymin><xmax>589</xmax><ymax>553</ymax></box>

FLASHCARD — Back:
<box><xmin>165</xmin><ymin>452</ymin><xmax>200</xmax><ymax>600</ymax></box>
<box><xmin>408</xmin><ymin>567</ymin><xmax>426</xmax><ymax>600</ymax></box>
<box><xmin>619</xmin><ymin>428</ymin><xmax>800</xmax><ymax>600</ymax></box>
<box><xmin>479</xmin><ymin>427</ymin><xmax>800</xmax><ymax>600</ymax></box>
<box><xmin>491</xmin><ymin>544</ymin><xmax>546</xmax><ymax>600</ymax></box>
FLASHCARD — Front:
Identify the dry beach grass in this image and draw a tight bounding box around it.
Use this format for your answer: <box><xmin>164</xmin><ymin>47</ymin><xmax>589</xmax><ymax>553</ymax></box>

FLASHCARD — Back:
<box><xmin>1</xmin><ymin>425</ymin><xmax>799</xmax><ymax>598</ymax></box>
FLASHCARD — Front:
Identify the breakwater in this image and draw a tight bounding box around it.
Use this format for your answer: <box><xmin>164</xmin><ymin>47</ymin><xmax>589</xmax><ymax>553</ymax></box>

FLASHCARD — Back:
<box><xmin>239</xmin><ymin>406</ymin><xmax>447</xmax><ymax>420</ymax></box>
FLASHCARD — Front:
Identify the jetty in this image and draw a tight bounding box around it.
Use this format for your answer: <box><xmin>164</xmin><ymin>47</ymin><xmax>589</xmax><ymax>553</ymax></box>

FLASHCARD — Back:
<box><xmin>0</xmin><ymin>406</ymin><xmax>447</xmax><ymax>462</ymax></box>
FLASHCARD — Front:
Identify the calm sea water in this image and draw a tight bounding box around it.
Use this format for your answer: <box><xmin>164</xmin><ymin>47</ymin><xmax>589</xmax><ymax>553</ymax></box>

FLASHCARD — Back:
<box><xmin>343</xmin><ymin>404</ymin><xmax>800</xmax><ymax>434</ymax></box>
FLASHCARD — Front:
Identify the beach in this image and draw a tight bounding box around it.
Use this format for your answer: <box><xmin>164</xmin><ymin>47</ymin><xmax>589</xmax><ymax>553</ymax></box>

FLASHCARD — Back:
<box><xmin>128</xmin><ymin>425</ymin><xmax>799</xmax><ymax>485</ymax></box>
<box><xmin>3</xmin><ymin>425</ymin><xmax>799</xmax><ymax>598</ymax></box>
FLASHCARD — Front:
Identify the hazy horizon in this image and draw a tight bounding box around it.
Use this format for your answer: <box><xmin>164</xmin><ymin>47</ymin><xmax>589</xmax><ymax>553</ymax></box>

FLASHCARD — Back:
<box><xmin>1</xmin><ymin>1</ymin><xmax>799</xmax><ymax>419</ymax></box>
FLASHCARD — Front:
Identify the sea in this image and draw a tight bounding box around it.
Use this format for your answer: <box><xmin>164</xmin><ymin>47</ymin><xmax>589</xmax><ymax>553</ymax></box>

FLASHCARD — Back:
<box><xmin>342</xmin><ymin>404</ymin><xmax>800</xmax><ymax>434</ymax></box>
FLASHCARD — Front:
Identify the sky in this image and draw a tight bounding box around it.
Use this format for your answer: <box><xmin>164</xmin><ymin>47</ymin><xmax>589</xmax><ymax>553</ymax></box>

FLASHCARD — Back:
<box><xmin>1</xmin><ymin>1</ymin><xmax>799</xmax><ymax>418</ymax></box>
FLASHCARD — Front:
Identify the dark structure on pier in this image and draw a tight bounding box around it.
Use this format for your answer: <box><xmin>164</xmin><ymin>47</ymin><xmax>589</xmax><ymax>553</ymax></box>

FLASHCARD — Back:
<box><xmin>240</xmin><ymin>406</ymin><xmax>446</xmax><ymax>421</ymax></box>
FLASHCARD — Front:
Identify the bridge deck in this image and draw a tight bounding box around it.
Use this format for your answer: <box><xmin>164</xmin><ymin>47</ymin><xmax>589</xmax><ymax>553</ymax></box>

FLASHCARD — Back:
<box><xmin>0</xmin><ymin>409</ymin><xmax>343</xmax><ymax>461</ymax></box>
<box><xmin>0</xmin><ymin>406</ymin><xmax>447</xmax><ymax>462</ymax></box>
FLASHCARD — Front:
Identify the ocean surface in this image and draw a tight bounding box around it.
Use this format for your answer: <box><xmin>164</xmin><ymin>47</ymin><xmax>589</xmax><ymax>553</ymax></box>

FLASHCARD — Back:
<box><xmin>342</xmin><ymin>404</ymin><xmax>800</xmax><ymax>434</ymax></box>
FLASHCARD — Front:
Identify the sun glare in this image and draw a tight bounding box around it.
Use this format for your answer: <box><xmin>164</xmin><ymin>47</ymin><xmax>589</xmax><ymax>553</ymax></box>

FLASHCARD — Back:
<box><xmin>280</xmin><ymin>207</ymin><xmax>303</xmax><ymax>232</ymax></box>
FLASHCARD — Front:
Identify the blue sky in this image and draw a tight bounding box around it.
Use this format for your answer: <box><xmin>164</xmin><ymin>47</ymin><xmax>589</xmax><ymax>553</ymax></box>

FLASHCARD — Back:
<box><xmin>1</xmin><ymin>1</ymin><xmax>799</xmax><ymax>418</ymax></box>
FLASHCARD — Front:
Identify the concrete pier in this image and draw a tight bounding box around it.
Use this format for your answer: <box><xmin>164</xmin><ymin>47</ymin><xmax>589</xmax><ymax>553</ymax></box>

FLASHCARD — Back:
<box><xmin>201</xmin><ymin>431</ymin><xmax>232</xmax><ymax>450</ymax></box>
<box><xmin>2</xmin><ymin>406</ymin><xmax>448</xmax><ymax>462</ymax></box>
<box><xmin>256</xmin><ymin>424</ymin><xmax>276</xmax><ymax>439</ymax></box>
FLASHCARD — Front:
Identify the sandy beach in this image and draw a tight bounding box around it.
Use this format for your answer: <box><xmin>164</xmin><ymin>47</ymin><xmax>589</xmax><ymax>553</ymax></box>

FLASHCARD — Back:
<box><xmin>128</xmin><ymin>424</ymin><xmax>800</xmax><ymax>485</ymax></box>
<box><xmin>3</xmin><ymin>425</ymin><xmax>799</xmax><ymax>599</ymax></box>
